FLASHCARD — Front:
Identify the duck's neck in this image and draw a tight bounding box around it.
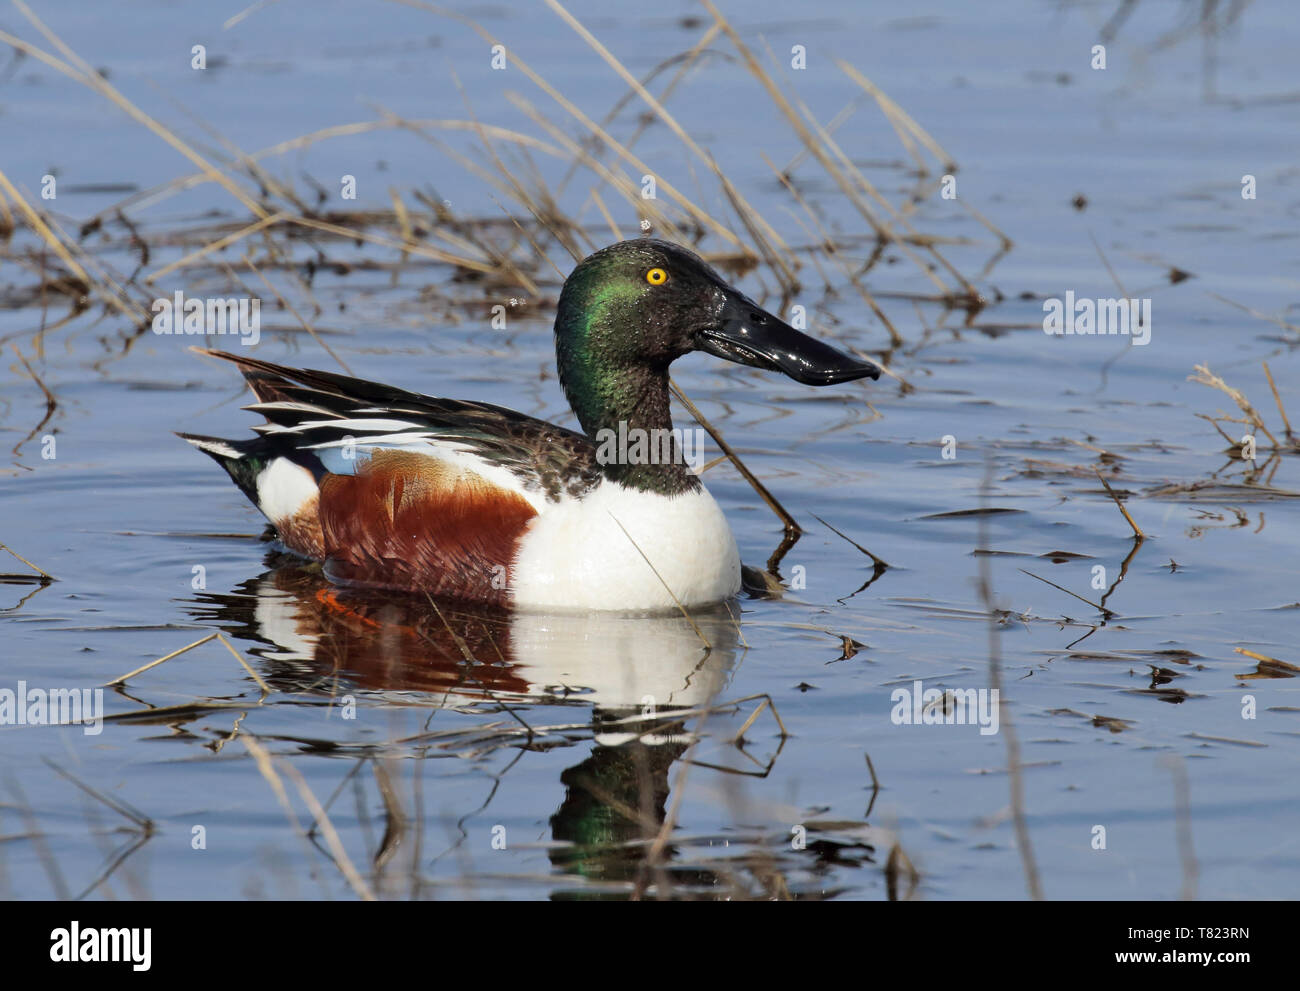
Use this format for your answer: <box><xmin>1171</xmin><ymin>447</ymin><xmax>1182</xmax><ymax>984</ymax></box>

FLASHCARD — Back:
<box><xmin>558</xmin><ymin>343</ymin><xmax>700</xmax><ymax>497</ymax></box>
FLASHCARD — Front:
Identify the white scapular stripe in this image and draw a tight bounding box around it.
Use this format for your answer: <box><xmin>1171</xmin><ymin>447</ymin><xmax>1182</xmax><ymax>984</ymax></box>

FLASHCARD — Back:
<box><xmin>262</xmin><ymin>416</ymin><xmax>430</xmax><ymax>436</ymax></box>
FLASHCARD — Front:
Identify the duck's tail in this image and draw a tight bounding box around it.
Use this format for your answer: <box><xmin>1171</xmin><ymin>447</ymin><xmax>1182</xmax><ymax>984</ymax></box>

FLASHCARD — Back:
<box><xmin>179</xmin><ymin>432</ymin><xmax>326</xmax><ymax>558</ymax></box>
<box><xmin>177</xmin><ymin>433</ymin><xmax>269</xmax><ymax>505</ymax></box>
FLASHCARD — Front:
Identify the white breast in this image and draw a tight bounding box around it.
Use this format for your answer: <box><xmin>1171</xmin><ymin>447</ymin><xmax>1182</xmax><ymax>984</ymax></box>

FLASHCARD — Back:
<box><xmin>509</xmin><ymin>480</ymin><xmax>741</xmax><ymax>612</ymax></box>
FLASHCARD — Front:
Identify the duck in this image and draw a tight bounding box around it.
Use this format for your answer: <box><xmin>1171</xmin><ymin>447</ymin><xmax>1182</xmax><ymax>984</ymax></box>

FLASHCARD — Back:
<box><xmin>180</xmin><ymin>238</ymin><xmax>880</xmax><ymax>612</ymax></box>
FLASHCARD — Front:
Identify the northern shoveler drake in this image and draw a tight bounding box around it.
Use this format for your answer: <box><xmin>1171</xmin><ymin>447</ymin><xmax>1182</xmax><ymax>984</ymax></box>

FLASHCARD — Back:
<box><xmin>181</xmin><ymin>238</ymin><xmax>880</xmax><ymax>612</ymax></box>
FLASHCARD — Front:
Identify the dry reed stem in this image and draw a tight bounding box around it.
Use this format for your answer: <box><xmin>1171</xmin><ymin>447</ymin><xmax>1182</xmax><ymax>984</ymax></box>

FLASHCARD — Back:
<box><xmin>506</xmin><ymin>93</ymin><xmax>684</xmax><ymax>243</ymax></box>
<box><xmin>0</xmin><ymin>168</ymin><xmax>90</xmax><ymax>286</ymax></box>
<box><xmin>0</xmin><ymin>539</ymin><xmax>54</xmax><ymax>580</ymax></box>
<box><xmin>284</xmin><ymin>214</ymin><xmax>503</xmax><ymax>277</ymax></box>
<box><xmin>1261</xmin><ymin>361</ymin><xmax>1293</xmax><ymax>439</ymax></box>
<box><xmin>703</xmin><ymin>5</ymin><xmax>956</xmax><ymax>297</ymax></box>
<box><xmin>93</xmin><ymin>116</ymin><xmax>566</xmax><ymax>227</ymax></box>
<box><xmin>762</xmin><ymin>154</ymin><xmax>906</xmax><ymax>348</ymax></box>
<box><xmin>10</xmin><ymin>342</ymin><xmax>56</xmax><ymax>406</ymax></box>
<box><xmin>564</xmin><ymin>20</ymin><xmax>723</xmax><ymax>201</ymax></box>
<box><xmin>6</xmin><ymin>3</ymin><xmax>268</xmax><ymax>219</ymax></box>
<box><xmin>145</xmin><ymin>211</ymin><xmax>287</xmax><ymax>284</ymax></box>
<box><xmin>1093</xmin><ymin>468</ymin><xmax>1145</xmax><ymax>540</ymax></box>
<box><xmin>1188</xmin><ymin>363</ymin><xmax>1279</xmax><ymax>448</ymax></box>
<box><xmin>242</xmin><ymin>735</ymin><xmax>377</xmax><ymax>901</ymax></box>
<box><xmin>546</xmin><ymin>0</ymin><xmax>792</xmax><ymax>266</ymax></box>
<box><xmin>105</xmin><ymin>631</ymin><xmax>271</xmax><ymax>694</ymax></box>
<box><xmin>709</xmin><ymin>154</ymin><xmax>800</xmax><ymax>294</ymax></box>
<box><xmin>391</xmin><ymin>0</ymin><xmax>745</xmax><ymax>252</ymax></box>
<box><xmin>43</xmin><ymin>759</ymin><xmax>152</xmax><ymax>831</ymax></box>
<box><xmin>1210</xmin><ymin>292</ymin><xmax>1300</xmax><ymax>335</ymax></box>
<box><xmin>784</xmin><ymin>79</ymin><xmax>974</xmax><ymax>298</ymax></box>
<box><xmin>836</xmin><ymin>61</ymin><xmax>955</xmax><ymax>172</ymax></box>
<box><xmin>1234</xmin><ymin>647</ymin><xmax>1292</xmax><ymax>665</ymax></box>
<box><xmin>669</xmin><ymin>379</ymin><xmax>803</xmax><ymax>535</ymax></box>
<box><xmin>1018</xmin><ymin>568</ymin><xmax>1110</xmax><ymax>617</ymax></box>
<box><xmin>241</xmin><ymin>253</ymin><xmax>352</xmax><ymax>374</ymax></box>
<box><xmin>811</xmin><ymin>513</ymin><xmax>890</xmax><ymax>569</ymax></box>
<box><xmin>976</xmin><ymin>463</ymin><xmax>1043</xmax><ymax>900</ymax></box>
<box><xmin>588</xmin><ymin>188</ymin><xmax>622</xmax><ymax>242</ymax></box>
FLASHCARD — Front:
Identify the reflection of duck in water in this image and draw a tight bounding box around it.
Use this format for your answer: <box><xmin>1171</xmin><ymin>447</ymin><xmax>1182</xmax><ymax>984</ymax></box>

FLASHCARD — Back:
<box><xmin>549</xmin><ymin>716</ymin><xmax>692</xmax><ymax>894</ymax></box>
<box><xmin>181</xmin><ymin>239</ymin><xmax>878</xmax><ymax>612</ymax></box>
<box><xmin>191</xmin><ymin>560</ymin><xmax>743</xmax><ymax>892</ymax></box>
<box><xmin>192</xmin><ymin>556</ymin><xmax>740</xmax><ymax>708</ymax></box>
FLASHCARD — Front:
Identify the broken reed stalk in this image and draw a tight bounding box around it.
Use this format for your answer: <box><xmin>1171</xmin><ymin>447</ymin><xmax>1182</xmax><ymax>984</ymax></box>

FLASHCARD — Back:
<box><xmin>669</xmin><ymin>378</ymin><xmax>803</xmax><ymax>536</ymax></box>
<box><xmin>5</xmin><ymin>2</ymin><xmax>268</xmax><ymax>219</ymax></box>
<box><xmin>100</xmin><ymin>115</ymin><xmax>567</xmax><ymax>234</ymax></box>
<box><xmin>241</xmin><ymin>253</ymin><xmax>352</xmax><ymax>373</ymax></box>
<box><xmin>0</xmin><ymin>167</ymin><xmax>90</xmax><ymax>285</ymax></box>
<box><xmin>545</xmin><ymin>0</ymin><xmax>791</xmax><ymax>268</ymax></box>
<box><xmin>1093</xmin><ymin>468</ymin><xmax>1145</xmax><ymax>541</ymax></box>
<box><xmin>242</xmin><ymin>735</ymin><xmax>377</xmax><ymax>901</ymax></box>
<box><xmin>976</xmin><ymin>462</ymin><xmax>1043</xmax><ymax>900</ymax></box>
<box><xmin>0</xmin><ymin>540</ymin><xmax>54</xmax><ymax>580</ymax></box>
<box><xmin>145</xmin><ymin>211</ymin><xmax>287</xmax><ymax>284</ymax></box>
<box><xmin>835</xmin><ymin>61</ymin><xmax>955</xmax><ymax>173</ymax></box>
<box><xmin>561</xmin><ymin>21</ymin><xmax>723</xmax><ymax>201</ymax></box>
<box><xmin>709</xmin><ymin>152</ymin><xmax>800</xmax><ymax>294</ymax></box>
<box><xmin>1210</xmin><ymin>291</ymin><xmax>1300</xmax><ymax>336</ymax></box>
<box><xmin>1018</xmin><ymin>568</ymin><xmax>1110</xmax><ymax>617</ymax></box>
<box><xmin>864</xmin><ymin>752</ymin><xmax>880</xmax><ymax>817</ymax></box>
<box><xmin>43</xmin><ymin>758</ymin><xmax>152</xmax><ymax>831</ymax></box>
<box><xmin>811</xmin><ymin>513</ymin><xmax>890</xmax><ymax>569</ymax></box>
<box><xmin>727</xmin><ymin>693</ymin><xmax>787</xmax><ymax>741</ymax></box>
<box><xmin>391</xmin><ymin>0</ymin><xmax>746</xmax><ymax>252</ymax></box>
<box><xmin>454</xmin><ymin>71</ymin><xmax>586</xmax><ymax>265</ymax></box>
<box><xmin>1193</xmin><ymin>412</ymin><xmax>1236</xmax><ymax>446</ymax></box>
<box><xmin>1188</xmin><ymin>363</ymin><xmax>1279</xmax><ymax>449</ymax></box>
<box><xmin>1261</xmin><ymin>361</ymin><xmax>1294</xmax><ymax>441</ymax></box>
<box><xmin>11</xmin><ymin>343</ymin><xmax>56</xmax><ymax>409</ymax></box>
<box><xmin>762</xmin><ymin>153</ymin><xmax>905</xmax><ymax>348</ymax></box>
<box><xmin>285</xmin><ymin>214</ymin><xmax>503</xmax><ymax>277</ymax></box>
<box><xmin>771</xmin><ymin>54</ymin><xmax>975</xmax><ymax>300</ymax></box>
<box><xmin>506</xmin><ymin>91</ymin><xmax>685</xmax><ymax>244</ymax></box>
<box><xmin>106</xmin><ymin>631</ymin><xmax>271</xmax><ymax>694</ymax></box>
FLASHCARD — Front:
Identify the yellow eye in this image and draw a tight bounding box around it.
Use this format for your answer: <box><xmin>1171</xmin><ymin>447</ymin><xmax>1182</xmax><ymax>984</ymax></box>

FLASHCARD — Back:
<box><xmin>645</xmin><ymin>267</ymin><xmax>668</xmax><ymax>286</ymax></box>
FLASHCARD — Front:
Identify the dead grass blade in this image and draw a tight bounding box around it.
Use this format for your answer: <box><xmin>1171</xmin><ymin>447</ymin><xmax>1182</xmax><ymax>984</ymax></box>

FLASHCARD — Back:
<box><xmin>669</xmin><ymin>379</ymin><xmax>802</xmax><ymax>536</ymax></box>
<box><xmin>242</xmin><ymin>735</ymin><xmax>377</xmax><ymax>901</ymax></box>
<box><xmin>241</xmin><ymin>253</ymin><xmax>352</xmax><ymax>374</ymax></box>
<box><xmin>0</xmin><ymin>539</ymin><xmax>54</xmax><ymax>581</ymax></box>
<box><xmin>105</xmin><ymin>631</ymin><xmax>271</xmax><ymax>695</ymax></box>
<box><xmin>1261</xmin><ymin>361</ymin><xmax>1294</xmax><ymax>441</ymax></box>
<box><xmin>1188</xmin><ymin>363</ymin><xmax>1279</xmax><ymax>448</ymax></box>
<box><xmin>144</xmin><ymin>211</ymin><xmax>287</xmax><ymax>284</ymax></box>
<box><xmin>1093</xmin><ymin>468</ymin><xmax>1145</xmax><ymax>540</ymax></box>
<box><xmin>6</xmin><ymin>2</ymin><xmax>268</xmax><ymax>219</ymax></box>
<box><xmin>546</xmin><ymin>0</ymin><xmax>790</xmax><ymax>267</ymax></box>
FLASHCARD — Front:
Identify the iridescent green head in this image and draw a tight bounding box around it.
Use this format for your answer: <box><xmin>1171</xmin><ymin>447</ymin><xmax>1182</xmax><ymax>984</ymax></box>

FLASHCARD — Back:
<box><xmin>553</xmin><ymin>238</ymin><xmax>880</xmax><ymax>492</ymax></box>
<box><xmin>554</xmin><ymin>238</ymin><xmax>880</xmax><ymax>441</ymax></box>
